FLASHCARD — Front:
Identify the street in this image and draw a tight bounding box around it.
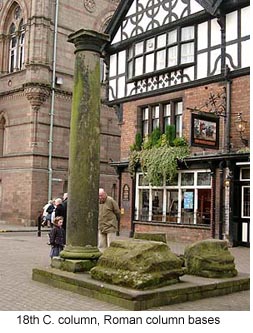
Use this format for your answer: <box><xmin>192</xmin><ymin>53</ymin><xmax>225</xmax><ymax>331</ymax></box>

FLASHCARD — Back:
<box><xmin>0</xmin><ymin>231</ymin><xmax>250</xmax><ymax>311</ymax></box>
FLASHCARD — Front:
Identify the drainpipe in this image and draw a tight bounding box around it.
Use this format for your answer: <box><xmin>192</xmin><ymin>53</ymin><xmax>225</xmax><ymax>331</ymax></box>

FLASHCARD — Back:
<box><xmin>225</xmin><ymin>67</ymin><xmax>231</xmax><ymax>153</ymax></box>
<box><xmin>218</xmin><ymin>161</ymin><xmax>224</xmax><ymax>239</ymax></box>
<box><xmin>48</xmin><ymin>0</ymin><xmax>59</xmax><ymax>201</ymax></box>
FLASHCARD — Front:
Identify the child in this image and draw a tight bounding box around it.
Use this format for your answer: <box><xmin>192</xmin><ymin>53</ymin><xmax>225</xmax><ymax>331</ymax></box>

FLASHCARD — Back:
<box><xmin>49</xmin><ymin>216</ymin><xmax>66</xmax><ymax>258</ymax></box>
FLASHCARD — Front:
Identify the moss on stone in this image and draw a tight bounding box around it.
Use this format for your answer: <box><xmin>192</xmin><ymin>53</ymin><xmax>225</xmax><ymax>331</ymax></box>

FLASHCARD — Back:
<box><xmin>184</xmin><ymin>239</ymin><xmax>238</xmax><ymax>278</ymax></box>
<box><xmin>90</xmin><ymin>239</ymin><xmax>185</xmax><ymax>289</ymax></box>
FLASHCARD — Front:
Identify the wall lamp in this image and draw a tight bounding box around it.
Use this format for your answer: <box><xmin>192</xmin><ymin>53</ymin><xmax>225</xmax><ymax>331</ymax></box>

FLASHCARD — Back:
<box><xmin>235</xmin><ymin>113</ymin><xmax>248</xmax><ymax>146</ymax></box>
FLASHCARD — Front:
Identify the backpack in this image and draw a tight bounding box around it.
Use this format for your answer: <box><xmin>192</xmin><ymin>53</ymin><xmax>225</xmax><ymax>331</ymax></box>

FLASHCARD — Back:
<box><xmin>46</xmin><ymin>204</ymin><xmax>54</xmax><ymax>214</ymax></box>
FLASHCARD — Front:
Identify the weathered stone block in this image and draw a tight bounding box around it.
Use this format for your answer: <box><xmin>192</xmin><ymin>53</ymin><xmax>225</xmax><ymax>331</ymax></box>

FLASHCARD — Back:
<box><xmin>184</xmin><ymin>239</ymin><xmax>238</xmax><ymax>278</ymax></box>
<box><xmin>134</xmin><ymin>232</ymin><xmax>167</xmax><ymax>243</ymax></box>
<box><xmin>90</xmin><ymin>239</ymin><xmax>184</xmax><ymax>289</ymax></box>
<box><xmin>51</xmin><ymin>257</ymin><xmax>97</xmax><ymax>272</ymax></box>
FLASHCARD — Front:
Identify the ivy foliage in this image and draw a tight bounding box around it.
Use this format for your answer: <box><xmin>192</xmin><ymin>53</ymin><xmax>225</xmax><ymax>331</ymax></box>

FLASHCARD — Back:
<box><xmin>129</xmin><ymin>125</ymin><xmax>190</xmax><ymax>185</ymax></box>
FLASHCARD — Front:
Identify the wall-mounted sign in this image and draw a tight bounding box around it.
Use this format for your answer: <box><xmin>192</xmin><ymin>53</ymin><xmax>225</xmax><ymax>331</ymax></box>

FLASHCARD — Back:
<box><xmin>122</xmin><ymin>184</ymin><xmax>130</xmax><ymax>201</ymax></box>
<box><xmin>191</xmin><ymin>113</ymin><xmax>219</xmax><ymax>149</ymax></box>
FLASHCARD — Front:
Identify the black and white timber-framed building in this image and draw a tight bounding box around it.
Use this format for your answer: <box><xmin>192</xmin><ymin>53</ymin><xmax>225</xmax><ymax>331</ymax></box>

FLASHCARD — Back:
<box><xmin>104</xmin><ymin>0</ymin><xmax>250</xmax><ymax>246</ymax></box>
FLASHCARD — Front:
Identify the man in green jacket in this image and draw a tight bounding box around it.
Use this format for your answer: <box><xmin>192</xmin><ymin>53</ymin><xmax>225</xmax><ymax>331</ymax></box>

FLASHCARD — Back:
<box><xmin>98</xmin><ymin>188</ymin><xmax>121</xmax><ymax>252</ymax></box>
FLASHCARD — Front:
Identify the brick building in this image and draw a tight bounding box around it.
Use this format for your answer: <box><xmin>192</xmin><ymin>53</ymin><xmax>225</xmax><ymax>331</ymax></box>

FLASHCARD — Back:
<box><xmin>105</xmin><ymin>0</ymin><xmax>250</xmax><ymax>246</ymax></box>
<box><xmin>0</xmin><ymin>0</ymin><xmax>120</xmax><ymax>225</ymax></box>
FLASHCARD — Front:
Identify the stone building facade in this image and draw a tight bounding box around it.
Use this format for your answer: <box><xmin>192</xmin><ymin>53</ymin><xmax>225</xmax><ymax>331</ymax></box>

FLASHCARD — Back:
<box><xmin>0</xmin><ymin>0</ymin><xmax>120</xmax><ymax>225</ymax></box>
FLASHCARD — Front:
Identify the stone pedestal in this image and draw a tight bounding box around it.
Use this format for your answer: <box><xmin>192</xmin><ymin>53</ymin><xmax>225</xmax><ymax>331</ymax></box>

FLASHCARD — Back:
<box><xmin>56</xmin><ymin>29</ymin><xmax>110</xmax><ymax>272</ymax></box>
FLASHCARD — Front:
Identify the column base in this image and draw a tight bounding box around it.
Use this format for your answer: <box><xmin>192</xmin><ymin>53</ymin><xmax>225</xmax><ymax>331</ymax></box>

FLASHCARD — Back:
<box><xmin>51</xmin><ymin>257</ymin><xmax>97</xmax><ymax>272</ymax></box>
<box><xmin>53</xmin><ymin>245</ymin><xmax>101</xmax><ymax>272</ymax></box>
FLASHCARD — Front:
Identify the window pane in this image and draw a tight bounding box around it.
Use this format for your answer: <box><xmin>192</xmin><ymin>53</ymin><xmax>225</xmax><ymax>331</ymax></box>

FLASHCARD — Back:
<box><xmin>181</xmin><ymin>190</ymin><xmax>194</xmax><ymax>224</ymax></box>
<box><xmin>243</xmin><ymin>187</ymin><xmax>250</xmax><ymax>217</ymax></box>
<box><xmin>241</xmin><ymin>168</ymin><xmax>250</xmax><ymax>180</ymax></box>
<box><xmin>197</xmin><ymin>189</ymin><xmax>211</xmax><ymax>224</ymax></box>
<box><xmin>152</xmin><ymin>105</ymin><xmax>159</xmax><ymax>129</ymax></box>
<box><xmin>145</xmin><ymin>53</ymin><xmax>154</xmax><ymax>73</ymax></box>
<box><xmin>142</xmin><ymin>107</ymin><xmax>149</xmax><ymax>120</ymax></box>
<box><xmin>128</xmin><ymin>60</ymin><xmax>133</xmax><ymax>78</ymax></box>
<box><xmin>135</xmin><ymin>42</ymin><xmax>144</xmax><ymax>55</ymax></box>
<box><xmin>168</xmin><ymin>46</ymin><xmax>178</xmax><ymax>67</ymax></box>
<box><xmin>181</xmin><ymin>26</ymin><xmax>194</xmax><ymax>41</ymax></box>
<box><xmin>139</xmin><ymin>189</ymin><xmax>150</xmax><ymax>221</ymax></box>
<box><xmin>181</xmin><ymin>173</ymin><xmax>194</xmax><ymax>186</ymax></box>
<box><xmin>146</xmin><ymin>38</ymin><xmax>155</xmax><ymax>51</ymax></box>
<box><xmin>135</xmin><ymin>56</ymin><xmax>143</xmax><ymax>76</ymax></box>
<box><xmin>197</xmin><ymin>172</ymin><xmax>211</xmax><ymax>186</ymax></box>
<box><xmin>152</xmin><ymin>190</ymin><xmax>163</xmax><ymax>221</ymax></box>
<box><xmin>157</xmin><ymin>34</ymin><xmax>166</xmax><ymax>48</ymax></box>
<box><xmin>139</xmin><ymin>174</ymin><xmax>149</xmax><ymax>186</ymax></box>
<box><xmin>168</xmin><ymin>30</ymin><xmax>177</xmax><ymax>44</ymax></box>
<box><xmin>156</xmin><ymin>49</ymin><xmax>166</xmax><ymax>70</ymax></box>
<box><xmin>166</xmin><ymin>190</ymin><xmax>178</xmax><ymax>222</ymax></box>
<box><xmin>181</xmin><ymin>42</ymin><xmax>194</xmax><ymax>64</ymax></box>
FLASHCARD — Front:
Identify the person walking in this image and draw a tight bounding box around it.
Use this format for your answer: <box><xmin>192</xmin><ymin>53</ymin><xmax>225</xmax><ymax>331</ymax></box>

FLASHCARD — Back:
<box><xmin>49</xmin><ymin>216</ymin><xmax>66</xmax><ymax>258</ymax></box>
<box><xmin>98</xmin><ymin>188</ymin><xmax>121</xmax><ymax>252</ymax></box>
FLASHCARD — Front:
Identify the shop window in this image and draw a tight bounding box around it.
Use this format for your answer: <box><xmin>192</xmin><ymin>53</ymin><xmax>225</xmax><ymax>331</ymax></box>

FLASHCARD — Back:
<box><xmin>135</xmin><ymin>170</ymin><xmax>211</xmax><ymax>225</ymax></box>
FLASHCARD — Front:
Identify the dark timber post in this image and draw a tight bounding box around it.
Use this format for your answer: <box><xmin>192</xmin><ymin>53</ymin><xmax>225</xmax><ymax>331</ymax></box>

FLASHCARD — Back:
<box><xmin>59</xmin><ymin>29</ymin><xmax>110</xmax><ymax>270</ymax></box>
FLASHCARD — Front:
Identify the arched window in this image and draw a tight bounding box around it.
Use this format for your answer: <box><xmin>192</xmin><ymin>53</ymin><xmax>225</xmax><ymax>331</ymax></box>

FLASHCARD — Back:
<box><xmin>7</xmin><ymin>4</ymin><xmax>25</xmax><ymax>73</ymax></box>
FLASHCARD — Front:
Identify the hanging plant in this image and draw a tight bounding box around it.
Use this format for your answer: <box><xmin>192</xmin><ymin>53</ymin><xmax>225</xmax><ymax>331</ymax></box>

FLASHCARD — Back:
<box><xmin>140</xmin><ymin>145</ymin><xmax>190</xmax><ymax>185</ymax></box>
<box><xmin>128</xmin><ymin>130</ymin><xmax>190</xmax><ymax>184</ymax></box>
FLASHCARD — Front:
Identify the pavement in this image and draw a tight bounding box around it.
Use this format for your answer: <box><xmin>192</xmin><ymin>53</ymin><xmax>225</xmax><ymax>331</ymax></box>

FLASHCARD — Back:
<box><xmin>0</xmin><ymin>222</ymin><xmax>250</xmax><ymax>311</ymax></box>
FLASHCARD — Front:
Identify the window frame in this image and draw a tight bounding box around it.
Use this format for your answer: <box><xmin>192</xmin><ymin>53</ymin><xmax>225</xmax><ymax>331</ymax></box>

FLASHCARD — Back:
<box><xmin>127</xmin><ymin>25</ymin><xmax>195</xmax><ymax>81</ymax></box>
<box><xmin>135</xmin><ymin>170</ymin><xmax>212</xmax><ymax>225</ymax></box>
<box><xmin>140</xmin><ymin>100</ymin><xmax>183</xmax><ymax>139</ymax></box>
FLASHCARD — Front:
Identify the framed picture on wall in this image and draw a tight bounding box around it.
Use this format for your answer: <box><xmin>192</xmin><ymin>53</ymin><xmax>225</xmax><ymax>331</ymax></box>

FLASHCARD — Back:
<box><xmin>191</xmin><ymin>113</ymin><xmax>219</xmax><ymax>149</ymax></box>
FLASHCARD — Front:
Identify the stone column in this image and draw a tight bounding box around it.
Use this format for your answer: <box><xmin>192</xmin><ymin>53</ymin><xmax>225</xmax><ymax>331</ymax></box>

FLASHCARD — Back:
<box><xmin>58</xmin><ymin>29</ymin><xmax>110</xmax><ymax>272</ymax></box>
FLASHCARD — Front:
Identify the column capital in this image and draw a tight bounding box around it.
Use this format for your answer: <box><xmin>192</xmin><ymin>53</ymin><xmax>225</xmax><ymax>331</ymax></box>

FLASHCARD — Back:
<box><xmin>68</xmin><ymin>29</ymin><xmax>110</xmax><ymax>54</ymax></box>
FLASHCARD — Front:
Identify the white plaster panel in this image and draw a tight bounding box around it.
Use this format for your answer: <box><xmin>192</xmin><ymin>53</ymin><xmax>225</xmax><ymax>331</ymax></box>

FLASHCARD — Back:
<box><xmin>183</xmin><ymin>66</ymin><xmax>194</xmax><ymax>82</ymax></box>
<box><xmin>241</xmin><ymin>6</ymin><xmax>250</xmax><ymax>37</ymax></box>
<box><xmin>197</xmin><ymin>22</ymin><xmax>208</xmax><ymax>50</ymax></box>
<box><xmin>109</xmin><ymin>54</ymin><xmax>117</xmax><ymax>77</ymax></box>
<box><xmin>210</xmin><ymin>49</ymin><xmax>221</xmax><ymax>74</ymax></box>
<box><xmin>118</xmin><ymin>51</ymin><xmax>126</xmax><ymax>75</ymax></box>
<box><xmin>112</xmin><ymin>28</ymin><xmax>121</xmax><ymax>45</ymax></box>
<box><xmin>197</xmin><ymin>53</ymin><xmax>208</xmax><ymax>79</ymax></box>
<box><xmin>191</xmin><ymin>1</ymin><xmax>205</xmax><ymax>13</ymax></box>
<box><xmin>226</xmin><ymin>44</ymin><xmax>238</xmax><ymax>68</ymax></box>
<box><xmin>117</xmin><ymin>76</ymin><xmax>126</xmax><ymax>98</ymax></box>
<box><xmin>109</xmin><ymin>79</ymin><xmax>116</xmax><ymax>101</ymax></box>
<box><xmin>241</xmin><ymin>40</ymin><xmax>251</xmax><ymax>68</ymax></box>
<box><xmin>127</xmin><ymin>82</ymin><xmax>136</xmax><ymax>96</ymax></box>
<box><xmin>210</xmin><ymin>19</ymin><xmax>221</xmax><ymax>46</ymax></box>
<box><xmin>226</xmin><ymin>11</ymin><xmax>238</xmax><ymax>42</ymax></box>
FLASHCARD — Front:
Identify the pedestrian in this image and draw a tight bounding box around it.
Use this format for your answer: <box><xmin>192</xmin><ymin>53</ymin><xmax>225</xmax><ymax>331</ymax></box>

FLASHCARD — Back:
<box><xmin>98</xmin><ymin>188</ymin><xmax>121</xmax><ymax>252</ymax></box>
<box><xmin>42</xmin><ymin>200</ymin><xmax>54</xmax><ymax>227</ymax></box>
<box><xmin>54</xmin><ymin>197</ymin><xmax>65</xmax><ymax>219</ymax></box>
<box><xmin>62</xmin><ymin>192</ymin><xmax>68</xmax><ymax>231</ymax></box>
<box><xmin>49</xmin><ymin>216</ymin><xmax>66</xmax><ymax>258</ymax></box>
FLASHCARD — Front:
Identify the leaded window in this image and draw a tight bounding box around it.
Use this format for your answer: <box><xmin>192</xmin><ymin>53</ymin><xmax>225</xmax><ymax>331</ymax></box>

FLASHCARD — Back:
<box><xmin>127</xmin><ymin>26</ymin><xmax>195</xmax><ymax>80</ymax></box>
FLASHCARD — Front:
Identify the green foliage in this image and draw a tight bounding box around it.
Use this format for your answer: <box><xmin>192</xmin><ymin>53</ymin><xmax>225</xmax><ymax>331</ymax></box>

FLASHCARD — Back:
<box><xmin>130</xmin><ymin>132</ymin><xmax>142</xmax><ymax>151</ymax></box>
<box><xmin>165</xmin><ymin>125</ymin><xmax>176</xmax><ymax>146</ymax></box>
<box><xmin>128</xmin><ymin>129</ymin><xmax>190</xmax><ymax>184</ymax></box>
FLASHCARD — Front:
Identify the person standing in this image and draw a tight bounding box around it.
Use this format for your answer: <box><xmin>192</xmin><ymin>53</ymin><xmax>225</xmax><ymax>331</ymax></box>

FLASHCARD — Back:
<box><xmin>62</xmin><ymin>192</ymin><xmax>68</xmax><ymax>231</ymax></box>
<box><xmin>98</xmin><ymin>188</ymin><xmax>121</xmax><ymax>252</ymax></box>
<box><xmin>54</xmin><ymin>198</ymin><xmax>65</xmax><ymax>219</ymax></box>
<box><xmin>49</xmin><ymin>216</ymin><xmax>66</xmax><ymax>258</ymax></box>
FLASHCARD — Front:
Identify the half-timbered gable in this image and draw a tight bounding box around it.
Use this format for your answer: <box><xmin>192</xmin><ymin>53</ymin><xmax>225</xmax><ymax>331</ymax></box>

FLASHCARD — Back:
<box><xmin>106</xmin><ymin>0</ymin><xmax>250</xmax><ymax>101</ymax></box>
